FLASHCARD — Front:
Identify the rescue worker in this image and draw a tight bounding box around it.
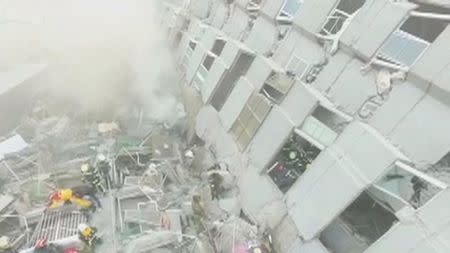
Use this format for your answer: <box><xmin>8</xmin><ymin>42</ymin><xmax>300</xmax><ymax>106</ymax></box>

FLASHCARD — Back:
<box><xmin>78</xmin><ymin>224</ymin><xmax>101</xmax><ymax>247</ymax></box>
<box><xmin>208</xmin><ymin>172</ymin><xmax>224</xmax><ymax>200</ymax></box>
<box><xmin>71</xmin><ymin>185</ymin><xmax>102</xmax><ymax>210</ymax></box>
<box><xmin>80</xmin><ymin>164</ymin><xmax>106</xmax><ymax>194</ymax></box>
<box><xmin>48</xmin><ymin>188</ymin><xmax>93</xmax><ymax>211</ymax></box>
<box><xmin>96</xmin><ymin>154</ymin><xmax>111</xmax><ymax>188</ymax></box>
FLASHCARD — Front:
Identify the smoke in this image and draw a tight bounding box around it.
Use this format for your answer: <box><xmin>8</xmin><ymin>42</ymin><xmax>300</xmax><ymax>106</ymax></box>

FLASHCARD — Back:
<box><xmin>0</xmin><ymin>0</ymin><xmax>179</xmax><ymax>121</ymax></box>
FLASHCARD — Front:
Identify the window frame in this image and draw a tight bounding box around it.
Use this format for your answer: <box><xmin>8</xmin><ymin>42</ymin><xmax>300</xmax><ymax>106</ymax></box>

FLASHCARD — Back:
<box><xmin>278</xmin><ymin>0</ymin><xmax>304</xmax><ymax>20</ymax></box>
<box><xmin>372</xmin><ymin>161</ymin><xmax>447</xmax><ymax>210</ymax></box>
<box><xmin>230</xmin><ymin>93</ymin><xmax>272</xmax><ymax>150</ymax></box>
<box><xmin>298</xmin><ymin>104</ymin><xmax>350</xmax><ymax>148</ymax></box>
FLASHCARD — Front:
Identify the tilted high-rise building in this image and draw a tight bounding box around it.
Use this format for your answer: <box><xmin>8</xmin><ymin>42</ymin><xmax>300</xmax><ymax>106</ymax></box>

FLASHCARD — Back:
<box><xmin>159</xmin><ymin>0</ymin><xmax>450</xmax><ymax>252</ymax></box>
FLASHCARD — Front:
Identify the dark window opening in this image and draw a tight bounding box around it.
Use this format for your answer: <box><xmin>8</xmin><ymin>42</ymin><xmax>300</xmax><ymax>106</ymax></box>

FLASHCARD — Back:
<box><xmin>211</xmin><ymin>39</ymin><xmax>226</xmax><ymax>56</ymax></box>
<box><xmin>268</xmin><ymin>133</ymin><xmax>321</xmax><ymax>193</ymax></box>
<box><xmin>320</xmin><ymin>191</ymin><xmax>398</xmax><ymax>253</ymax></box>
<box><xmin>335</xmin><ymin>0</ymin><xmax>366</xmax><ymax>15</ymax></box>
<box><xmin>211</xmin><ymin>52</ymin><xmax>255</xmax><ymax>111</ymax></box>
<box><xmin>188</xmin><ymin>41</ymin><xmax>197</xmax><ymax>50</ymax></box>
<box><xmin>400</xmin><ymin>16</ymin><xmax>448</xmax><ymax>43</ymax></box>
<box><xmin>311</xmin><ymin>105</ymin><xmax>348</xmax><ymax>134</ymax></box>
<box><xmin>202</xmin><ymin>55</ymin><xmax>215</xmax><ymax>70</ymax></box>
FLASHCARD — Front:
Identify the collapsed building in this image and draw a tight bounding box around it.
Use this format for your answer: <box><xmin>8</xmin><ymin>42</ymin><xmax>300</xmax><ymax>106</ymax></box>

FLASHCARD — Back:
<box><xmin>159</xmin><ymin>0</ymin><xmax>450</xmax><ymax>253</ymax></box>
<box><xmin>1</xmin><ymin>0</ymin><xmax>450</xmax><ymax>253</ymax></box>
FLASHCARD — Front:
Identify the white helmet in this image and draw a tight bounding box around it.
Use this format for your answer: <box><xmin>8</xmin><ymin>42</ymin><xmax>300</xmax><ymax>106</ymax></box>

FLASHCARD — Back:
<box><xmin>97</xmin><ymin>154</ymin><xmax>106</xmax><ymax>162</ymax></box>
<box><xmin>78</xmin><ymin>223</ymin><xmax>89</xmax><ymax>233</ymax></box>
<box><xmin>81</xmin><ymin>164</ymin><xmax>90</xmax><ymax>173</ymax></box>
<box><xmin>184</xmin><ymin>150</ymin><xmax>194</xmax><ymax>159</ymax></box>
<box><xmin>0</xmin><ymin>236</ymin><xmax>10</xmax><ymax>249</ymax></box>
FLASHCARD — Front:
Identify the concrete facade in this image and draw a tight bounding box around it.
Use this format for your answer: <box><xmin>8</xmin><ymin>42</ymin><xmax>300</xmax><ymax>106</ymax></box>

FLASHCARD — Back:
<box><xmin>161</xmin><ymin>0</ymin><xmax>450</xmax><ymax>252</ymax></box>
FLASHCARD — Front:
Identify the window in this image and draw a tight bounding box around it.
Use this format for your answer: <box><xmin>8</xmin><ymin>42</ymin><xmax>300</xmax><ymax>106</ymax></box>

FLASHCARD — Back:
<box><xmin>377</xmin><ymin>11</ymin><xmax>448</xmax><ymax>68</ymax></box>
<box><xmin>260</xmin><ymin>72</ymin><xmax>295</xmax><ymax>104</ymax></box>
<box><xmin>278</xmin><ymin>0</ymin><xmax>303</xmax><ymax>19</ymax></box>
<box><xmin>320</xmin><ymin>191</ymin><xmax>398</xmax><ymax>253</ymax></box>
<box><xmin>267</xmin><ymin>132</ymin><xmax>321</xmax><ymax>193</ymax></box>
<box><xmin>181</xmin><ymin>40</ymin><xmax>197</xmax><ymax>69</ymax></box>
<box><xmin>373</xmin><ymin>161</ymin><xmax>446</xmax><ymax>210</ymax></box>
<box><xmin>202</xmin><ymin>54</ymin><xmax>215</xmax><ymax>71</ymax></box>
<box><xmin>286</xmin><ymin>56</ymin><xmax>309</xmax><ymax>80</ymax></box>
<box><xmin>211</xmin><ymin>39</ymin><xmax>226</xmax><ymax>56</ymax></box>
<box><xmin>320</xmin><ymin>0</ymin><xmax>365</xmax><ymax>36</ymax></box>
<box><xmin>300</xmin><ymin>105</ymin><xmax>349</xmax><ymax>147</ymax></box>
<box><xmin>211</xmin><ymin>52</ymin><xmax>255</xmax><ymax>111</ymax></box>
<box><xmin>230</xmin><ymin>93</ymin><xmax>272</xmax><ymax>150</ymax></box>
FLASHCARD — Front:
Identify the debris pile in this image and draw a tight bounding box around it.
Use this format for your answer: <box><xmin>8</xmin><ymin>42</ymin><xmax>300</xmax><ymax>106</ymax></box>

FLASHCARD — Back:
<box><xmin>0</xmin><ymin>98</ymin><xmax>276</xmax><ymax>253</ymax></box>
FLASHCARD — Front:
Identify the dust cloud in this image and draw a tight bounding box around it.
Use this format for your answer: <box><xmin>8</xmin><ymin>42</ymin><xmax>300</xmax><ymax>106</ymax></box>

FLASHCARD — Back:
<box><xmin>0</xmin><ymin>0</ymin><xmax>180</xmax><ymax>121</ymax></box>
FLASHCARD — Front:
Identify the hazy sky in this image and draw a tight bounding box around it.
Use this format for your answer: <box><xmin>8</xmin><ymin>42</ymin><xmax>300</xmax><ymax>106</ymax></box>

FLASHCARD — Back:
<box><xmin>0</xmin><ymin>0</ymin><xmax>179</xmax><ymax>121</ymax></box>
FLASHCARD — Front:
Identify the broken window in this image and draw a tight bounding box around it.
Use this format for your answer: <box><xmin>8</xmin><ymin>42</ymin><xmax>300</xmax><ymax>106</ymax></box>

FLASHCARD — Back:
<box><xmin>320</xmin><ymin>0</ymin><xmax>366</xmax><ymax>36</ymax></box>
<box><xmin>267</xmin><ymin>131</ymin><xmax>321</xmax><ymax>193</ymax></box>
<box><xmin>377</xmin><ymin>11</ymin><xmax>448</xmax><ymax>67</ymax></box>
<box><xmin>211</xmin><ymin>39</ymin><xmax>226</xmax><ymax>56</ymax></box>
<box><xmin>373</xmin><ymin>161</ymin><xmax>446</xmax><ymax>210</ymax></box>
<box><xmin>230</xmin><ymin>93</ymin><xmax>272</xmax><ymax>150</ymax></box>
<box><xmin>260</xmin><ymin>72</ymin><xmax>295</xmax><ymax>104</ymax></box>
<box><xmin>300</xmin><ymin>105</ymin><xmax>349</xmax><ymax>147</ymax></box>
<box><xmin>286</xmin><ymin>55</ymin><xmax>309</xmax><ymax>80</ymax></box>
<box><xmin>320</xmin><ymin>191</ymin><xmax>398</xmax><ymax>253</ymax></box>
<box><xmin>278</xmin><ymin>0</ymin><xmax>303</xmax><ymax>19</ymax></box>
